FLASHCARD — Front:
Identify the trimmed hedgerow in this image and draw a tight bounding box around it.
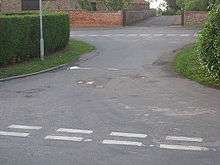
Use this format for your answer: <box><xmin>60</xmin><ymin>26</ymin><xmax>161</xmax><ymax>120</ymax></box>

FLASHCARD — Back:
<box><xmin>197</xmin><ymin>5</ymin><xmax>220</xmax><ymax>78</ymax></box>
<box><xmin>0</xmin><ymin>12</ymin><xmax>69</xmax><ymax>66</ymax></box>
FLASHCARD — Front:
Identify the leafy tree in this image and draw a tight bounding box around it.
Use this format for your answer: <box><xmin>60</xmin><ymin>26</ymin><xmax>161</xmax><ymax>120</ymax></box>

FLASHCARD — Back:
<box><xmin>164</xmin><ymin>0</ymin><xmax>179</xmax><ymax>11</ymax></box>
<box><xmin>80</xmin><ymin>0</ymin><xmax>93</xmax><ymax>11</ymax></box>
<box><xmin>185</xmin><ymin>0</ymin><xmax>209</xmax><ymax>11</ymax></box>
<box><xmin>209</xmin><ymin>0</ymin><xmax>220</xmax><ymax>9</ymax></box>
<box><xmin>197</xmin><ymin>5</ymin><xmax>220</xmax><ymax>77</ymax></box>
<box><xmin>176</xmin><ymin>0</ymin><xmax>220</xmax><ymax>11</ymax></box>
<box><xmin>98</xmin><ymin>0</ymin><xmax>131</xmax><ymax>11</ymax></box>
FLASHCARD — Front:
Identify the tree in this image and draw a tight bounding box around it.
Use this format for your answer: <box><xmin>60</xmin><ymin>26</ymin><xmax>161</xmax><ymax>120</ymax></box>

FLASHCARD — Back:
<box><xmin>176</xmin><ymin>0</ymin><xmax>220</xmax><ymax>11</ymax></box>
<box><xmin>164</xmin><ymin>0</ymin><xmax>179</xmax><ymax>11</ymax></box>
<box><xmin>98</xmin><ymin>0</ymin><xmax>131</xmax><ymax>11</ymax></box>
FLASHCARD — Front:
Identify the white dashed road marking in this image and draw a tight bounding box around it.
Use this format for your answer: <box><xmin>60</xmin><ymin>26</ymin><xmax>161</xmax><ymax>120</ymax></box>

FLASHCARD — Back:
<box><xmin>85</xmin><ymin>81</ymin><xmax>95</xmax><ymax>85</ymax></box>
<box><xmin>110</xmin><ymin>132</ymin><xmax>147</xmax><ymax>138</ymax></box>
<box><xmin>139</xmin><ymin>34</ymin><xmax>151</xmax><ymax>37</ymax></box>
<box><xmin>114</xmin><ymin>34</ymin><xmax>126</xmax><ymax>37</ymax></box>
<box><xmin>107</xmin><ymin>68</ymin><xmax>120</xmax><ymax>71</ymax></box>
<box><xmin>180</xmin><ymin>34</ymin><xmax>190</xmax><ymax>37</ymax></box>
<box><xmin>45</xmin><ymin>135</ymin><xmax>83</xmax><ymax>142</ymax></box>
<box><xmin>154</xmin><ymin>34</ymin><xmax>164</xmax><ymax>37</ymax></box>
<box><xmin>70</xmin><ymin>33</ymin><xmax>194</xmax><ymax>38</ymax></box>
<box><xmin>127</xmin><ymin>34</ymin><xmax>138</xmax><ymax>37</ymax></box>
<box><xmin>0</xmin><ymin>125</ymin><xmax>213</xmax><ymax>152</ymax></box>
<box><xmin>88</xmin><ymin>34</ymin><xmax>99</xmax><ymax>37</ymax></box>
<box><xmin>100</xmin><ymin>34</ymin><xmax>112</xmax><ymax>37</ymax></box>
<box><xmin>159</xmin><ymin>144</ymin><xmax>209</xmax><ymax>151</ymax></box>
<box><xmin>0</xmin><ymin>131</ymin><xmax>29</xmax><ymax>137</ymax></box>
<box><xmin>166</xmin><ymin>136</ymin><xmax>203</xmax><ymax>142</ymax></box>
<box><xmin>70</xmin><ymin>34</ymin><xmax>86</xmax><ymax>37</ymax></box>
<box><xmin>57</xmin><ymin>128</ymin><xmax>93</xmax><ymax>134</ymax></box>
<box><xmin>70</xmin><ymin>66</ymin><xmax>92</xmax><ymax>70</ymax></box>
<box><xmin>8</xmin><ymin>124</ymin><xmax>42</xmax><ymax>130</ymax></box>
<box><xmin>166</xmin><ymin>34</ymin><xmax>177</xmax><ymax>37</ymax></box>
<box><xmin>102</xmin><ymin>140</ymin><xmax>144</xmax><ymax>147</ymax></box>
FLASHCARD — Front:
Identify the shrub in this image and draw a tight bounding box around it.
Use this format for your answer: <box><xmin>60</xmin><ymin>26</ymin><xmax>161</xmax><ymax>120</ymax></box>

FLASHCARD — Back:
<box><xmin>185</xmin><ymin>0</ymin><xmax>209</xmax><ymax>11</ymax></box>
<box><xmin>177</xmin><ymin>0</ymin><xmax>209</xmax><ymax>11</ymax></box>
<box><xmin>0</xmin><ymin>12</ymin><xmax>69</xmax><ymax>66</ymax></box>
<box><xmin>197</xmin><ymin>5</ymin><xmax>220</xmax><ymax>78</ymax></box>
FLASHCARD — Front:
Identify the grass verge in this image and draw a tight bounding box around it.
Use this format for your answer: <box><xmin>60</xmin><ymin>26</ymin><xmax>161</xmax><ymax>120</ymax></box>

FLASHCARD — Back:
<box><xmin>0</xmin><ymin>40</ymin><xmax>95</xmax><ymax>79</ymax></box>
<box><xmin>175</xmin><ymin>45</ymin><xmax>220</xmax><ymax>88</ymax></box>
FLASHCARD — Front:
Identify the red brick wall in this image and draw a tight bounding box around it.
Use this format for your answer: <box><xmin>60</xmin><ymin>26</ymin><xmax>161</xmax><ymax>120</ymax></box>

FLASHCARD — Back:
<box><xmin>69</xmin><ymin>10</ymin><xmax>123</xmax><ymax>28</ymax></box>
<box><xmin>184</xmin><ymin>11</ymin><xmax>208</xmax><ymax>26</ymax></box>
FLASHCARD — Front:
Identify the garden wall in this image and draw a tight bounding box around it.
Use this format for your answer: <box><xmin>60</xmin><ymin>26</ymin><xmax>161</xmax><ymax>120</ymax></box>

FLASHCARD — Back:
<box><xmin>69</xmin><ymin>9</ymin><xmax>156</xmax><ymax>28</ymax></box>
<box><xmin>184</xmin><ymin>11</ymin><xmax>208</xmax><ymax>26</ymax></box>
<box><xmin>69</xmin><ymin>10</ymin><xmax>123</xmax><ymax>28</ymax></box>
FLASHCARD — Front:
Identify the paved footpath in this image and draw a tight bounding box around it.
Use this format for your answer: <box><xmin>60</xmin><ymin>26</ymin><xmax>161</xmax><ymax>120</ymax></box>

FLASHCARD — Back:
<box><xmin>0</xmin><ymin>24</ymin><xmax>220</xmax><ymax>165</ymax></box>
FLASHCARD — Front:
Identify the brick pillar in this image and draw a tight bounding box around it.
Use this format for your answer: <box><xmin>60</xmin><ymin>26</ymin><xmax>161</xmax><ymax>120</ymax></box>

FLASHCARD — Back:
<box><xmin>1</xmin><ymin>0</ymin><xmax>22</xmax><ymax>13</ymax></box>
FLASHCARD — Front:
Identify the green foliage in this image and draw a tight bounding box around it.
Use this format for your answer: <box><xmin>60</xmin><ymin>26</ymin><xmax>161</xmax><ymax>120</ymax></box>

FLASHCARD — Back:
<box><xmin>175</xmin><ymin>46</ymin><xmax>220</xmax><ymax>87</ymax></box>
<box><xmin>176</xmin><ymin>0</ymin><xmax>220</xmax><ymax>11</ymax></box>
<box><xmin>80</xmin><ymin>0</ymin><xmax>93</xmax><ymax>11</ymax></box>
<box><xmin>0</xmin><ymin>40</ymin><xmax>95</xmax><ymax>79</ymax></box>
<box><xmin>164</xmin><ymin>0</ymin><xmax>179</xmax><ymax>11</ymax></box>
<box><xmin>0</xmin><ymin>12</ymin><xmax>69</xmax><ymax>66</ymax></box>
<box><xmin>209</xmin><ymin>0</ymin><xmax>220</xmax><ymax>10</ymax></box>
<box><xmin>185</xmin><ymin>0</ymin><xmax>209</xmax><ymax>11</ymax></box>
<box><xmin>197</xmin><ymin>5</ymin><xmax>220</xmax><ymax>78</ymax></box>
<box><xmin>100</xmin><ymin>0</ymin><xmax>131</xmax><ymax>11</ymax></box>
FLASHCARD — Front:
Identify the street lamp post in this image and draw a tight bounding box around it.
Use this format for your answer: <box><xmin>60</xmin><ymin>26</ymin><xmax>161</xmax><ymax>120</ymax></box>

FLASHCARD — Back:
<box><xmin>39</xmin><ymin>0</ymin><xmax>44</xmax><ymax>60</ymax></box>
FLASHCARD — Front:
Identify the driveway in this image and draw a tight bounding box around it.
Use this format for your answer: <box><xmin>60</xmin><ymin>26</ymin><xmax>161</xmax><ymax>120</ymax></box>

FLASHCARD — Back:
<box><xmin>0</xmin><ymin>17</ymin><xmax>220</xmax><ymax>165</ymax></box>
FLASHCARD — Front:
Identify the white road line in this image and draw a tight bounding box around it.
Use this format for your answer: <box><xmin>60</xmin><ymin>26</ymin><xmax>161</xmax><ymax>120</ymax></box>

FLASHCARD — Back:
<box><xmin>154</xmin><ymin>34</ymin><xmax>164</xmax><ymax>37</ymax></box>
<box><xmin>139</xmin><ymin>34</ymin><xmax>151</xmax><ymax>37</ymax></box>
<box><xmin>0</xmin><ymin>131</ymin><xmax>29</xmax><ymax>137</ymax></box>
<box><xmin>70</xmin><ymin>34</ymin><xmax>86</xmax><ymax>37</ymax></box>
<box><xmin>88</xmin><ymin>34</ymin><xmax>99</xmax><ymax>37</ymax></box>
<box><xmin>110</xmin><ymin>132</ymin><xmax>147</xmax><ymax>138</ymax></box>
<box><xmin>107</xmin><ymin>68</ymin><xmax>119</xmax><ymax>71</ymax></box>
<box><xmin>166</xmin><ymin>34</ymin><xmax>177</xmax><ymax>37</ymax></box>
<box><xmin>70</xmin><ymin>66</ymin><xmax>91</xmax><ymax>70</ymax></box>
<box><xmin>127</xmin><ymin>34</ymin><xmax>138</xmax><ymax>37</ymax></box>
<box><xmin>44</xmin><ymin>135</ymin><xmax>83</xmax><ymax>142</ymax></box>
<box><xmin>159</xmin><ymin>144</ymin><xmax>209</xmax><ymax>151</ymax></box>
<box><xmin>85</xmin><ymin>81</ymin><xmax>95</xmax><ymax>85</ymax></box>
<box><xmin>102</xmin><ymin>140</ymin><xmax>143</xmax><ymax>146</ymax></box>
<box><xmin>114</xmin><ymin>34</ymin><xmax>126</xmax><ymax>37</ymax></box>
<box><xmin>57</xmin><ymin>128</ymin><xmax>93</xmax><ymax>134</ymax></box>
<box><xmin>166</xmin><ymin>136</ymin><xmax>203</xmax><ymax>142</ymax></box>
<box><xmin>8</xmin><ymin>125</ymin><xmax>42</xmax><ymax>130</ymax></box>
<box><xmin>100</xmin><ymin>34</ymin><xmax>112</xmax><ymax>37</ymax></box>
<box><xmin>180</xmin><ymin>34</ymin><xmax>190</xmax><ymax>37</ymax></box>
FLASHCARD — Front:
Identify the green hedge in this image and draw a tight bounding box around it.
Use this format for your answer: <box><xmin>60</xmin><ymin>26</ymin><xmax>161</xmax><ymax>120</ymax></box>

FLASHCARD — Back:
<box><xmin>197</xmin><ymin>5</ymin><xmax>220</xmax><ymax>78</ymax></box>
<box><xmin>0</xmin><ymin>12</ymin><xmax>70</xmax><ymax>66</ymax></box>
<box><xmin>184</xmin><ymin>0</ymin><xmax>209</xmax><ymax>11</ymax></box>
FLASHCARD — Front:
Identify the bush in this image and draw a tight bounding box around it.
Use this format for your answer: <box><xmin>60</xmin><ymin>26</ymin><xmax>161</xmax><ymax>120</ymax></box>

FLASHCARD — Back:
<box><xmin>185</xmin><ymin>0</ymin><xmax>209</xmax><ymax>11</ymax></box>
<box><xmin>177</xmin><ymin>0</ymin><xmax>209</xmax><ymax>11</ymax></box>
<box><xmin>0</xmin><ymin>12</ymin><xmax>69</xmax><ymax>66</ymax></box>
<box><xmin>197</xmin><ymin>5</ymin><xmax>220</xmax><ymax>78</ymax></box>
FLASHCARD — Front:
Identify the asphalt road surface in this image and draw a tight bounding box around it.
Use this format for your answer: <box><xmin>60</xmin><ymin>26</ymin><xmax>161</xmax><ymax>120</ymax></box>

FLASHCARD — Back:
<box><xmin>0</xmin><ymin>17</ymin><xmax>220</xmax><ymax>165</ymax></box>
